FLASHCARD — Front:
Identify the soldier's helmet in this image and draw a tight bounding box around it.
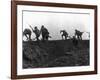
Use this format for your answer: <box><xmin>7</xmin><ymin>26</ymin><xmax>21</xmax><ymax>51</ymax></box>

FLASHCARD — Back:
<box><xmin>41</xmin><ymin>25</ymin><xmax>44</xmax><ymax>28</ymax></box>
<box><xmin>34</xmin><ymin>26</ymin><xmax>37</xmax><ymax>29</ymax></box>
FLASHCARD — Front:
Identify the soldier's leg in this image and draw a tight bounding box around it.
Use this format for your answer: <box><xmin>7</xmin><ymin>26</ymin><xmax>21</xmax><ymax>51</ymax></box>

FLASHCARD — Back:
<box><xmin>62</xmin><ymin>34</ymin><xmax>64</xmax><ymax>40</ymax></box>
<box><xmin>29</xmin><ymin>34</ymin><xmax>31</xmax><ymax>40</ymax></box>
<box><xmin>65</xmin><ymin>35</ymin><xmax>67</xmax><ymax>40</ymax></box>
<box><xmin>36</xmin><ymin>36</ymin><xmax>39</xmax><ymax>41</ymax></box>
<box><xmin>80</xmin><ymin>36</ymin><xmax>82</xmax><ymax>40</ymax></box>
<box><xmin>42</xmin><ymin>34</ymin><xmax>45</xmax><ymax>41</ymax></box>
<box><xmin>25</xmin><ymin>34</ymin><xmax>29</xmax><ymax>40</ymax></box>
<box><xmin>46</xmin><ymin>35</ymin><xmax>48</xmax><ymax>40</ymax></box>
<box><xmin>66</xmin><ymin>35</ymin><xmax>68</xmax><ymax>39</ymax></box>
<box><xmin>77</xmin><ymin>36</ymin><xmax>79</xmax><ymax>40</ymax></box>
<box><xmin>46</xmin><ymin>33</ymin><xmax>50</xmax><ymax>40</ymax></box>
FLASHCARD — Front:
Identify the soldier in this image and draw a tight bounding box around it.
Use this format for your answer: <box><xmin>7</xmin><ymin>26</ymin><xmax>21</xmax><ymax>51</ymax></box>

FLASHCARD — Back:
<box><xmin>23</xmin><ymin>28</ymin><xmax>31</xmax><ymax>40</ymax></box>
<box><xmin>75</xmin><ymin>29</ymin><xmax>83</xmax><ymax>40</ymax></box>
<box><xmin>40</xmin><ymin>25</ymin><xmax>49</xmax><ymax>41</ymax></box>
<box><xmin>33</xmin><ymin>26</ymin><xmax>40</xmax><ymax>41</ymax></box>
<box><xmin>60</xmin><ymin>30</ymin><xmax>68</xmax><ymax>40</ymax></box>
<box><xmin>29</xmin><ymin>25</ymin><xmax>40</xmax><ymax>41</ymax></box>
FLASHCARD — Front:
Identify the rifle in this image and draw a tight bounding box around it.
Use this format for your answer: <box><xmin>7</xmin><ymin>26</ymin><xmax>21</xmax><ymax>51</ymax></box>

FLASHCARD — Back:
<box><xmin>29</xmin><ymin>24</ymin><xmax>34</xmax><ymax>32</ymax></box>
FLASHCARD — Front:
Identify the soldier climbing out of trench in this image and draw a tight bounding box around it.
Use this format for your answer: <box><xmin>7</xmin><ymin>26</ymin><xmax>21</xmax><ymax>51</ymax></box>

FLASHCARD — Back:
<box><xmin>60</xmin><ymin>30</ymin><xmax>68</xmax><ymax>40</ymax></box>
<box><xmin>75</xmin><ymin>29</ymin><xmax>84</xmax><ymax>40</ymax></box>
<box><xmin>29</xmin><ymin>25</ymin><xmax>40</xmax><ymax>41</ymax></box>
<box><xmin>40</xmin><ymin>25</ymin><xmax>51</xmax><ymax>41</ymax></box>
<box><xmin>23</xmin><ymin>28</ymin><xmax>32</xmax><ymax>41</ymax></box>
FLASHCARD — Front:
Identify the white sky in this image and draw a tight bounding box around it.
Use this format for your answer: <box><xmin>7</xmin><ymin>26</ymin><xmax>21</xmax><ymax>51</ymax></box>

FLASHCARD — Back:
<box><xmin>23</xmin><ymin>10</ymin><xmax>90</xmax><ymax>40</ymax></box>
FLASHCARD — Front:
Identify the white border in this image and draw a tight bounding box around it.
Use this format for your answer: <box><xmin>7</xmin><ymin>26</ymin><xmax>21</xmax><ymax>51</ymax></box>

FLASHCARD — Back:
<box><xmin>17</xmin><ymin>5</ymin><xmax>95</xmax><ymax>75</ymax></box>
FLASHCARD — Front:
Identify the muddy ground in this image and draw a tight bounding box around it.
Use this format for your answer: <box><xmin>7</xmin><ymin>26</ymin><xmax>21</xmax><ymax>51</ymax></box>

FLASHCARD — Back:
<box><xmin>23</xmin><ymin>39</ymin><xmax>89</xmax><ymax>69</ymax></box>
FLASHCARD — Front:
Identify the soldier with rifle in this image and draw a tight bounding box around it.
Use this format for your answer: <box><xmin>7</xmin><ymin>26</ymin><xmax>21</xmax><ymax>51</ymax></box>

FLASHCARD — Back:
<box><xmin>29</xmin><ymin>25</ymin><xmax>40</xmax><ymax>41</ymax></box>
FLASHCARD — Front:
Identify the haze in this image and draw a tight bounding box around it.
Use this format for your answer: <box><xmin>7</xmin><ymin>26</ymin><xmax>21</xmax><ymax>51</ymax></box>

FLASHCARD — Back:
<box><xmin>23</xmin><ymin>11</ymin><xmax>90</xmax><ymax>40</ymax></box>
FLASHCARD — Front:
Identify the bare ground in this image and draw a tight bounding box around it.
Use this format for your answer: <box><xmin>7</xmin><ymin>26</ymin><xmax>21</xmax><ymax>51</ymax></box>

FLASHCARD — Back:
<box><xmin>23</xmin><ymin>39</ymin><xmax>89</xmax><ymax>69</ymax></box>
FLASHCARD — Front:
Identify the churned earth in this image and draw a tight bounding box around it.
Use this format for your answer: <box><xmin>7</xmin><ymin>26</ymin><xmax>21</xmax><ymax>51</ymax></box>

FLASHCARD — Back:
<box><xmin>23</xmin><ymin>39</ymin><xmax>89</xmax><ymax>69</ymax></box>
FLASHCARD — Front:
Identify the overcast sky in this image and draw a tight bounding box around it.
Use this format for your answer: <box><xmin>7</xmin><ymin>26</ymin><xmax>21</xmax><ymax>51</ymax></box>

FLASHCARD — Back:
<box><xmin>23</xmin><ymin>11</ymin><xmax>90</xmax><ymax>40</ymax></box>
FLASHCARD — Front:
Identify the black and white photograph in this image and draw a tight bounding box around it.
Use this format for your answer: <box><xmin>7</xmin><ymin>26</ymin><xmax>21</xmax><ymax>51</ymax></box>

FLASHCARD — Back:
<box><xmin>22</xmin><ymin>9</ymin><xmax>90</xmax><ymax>69</ymax></box>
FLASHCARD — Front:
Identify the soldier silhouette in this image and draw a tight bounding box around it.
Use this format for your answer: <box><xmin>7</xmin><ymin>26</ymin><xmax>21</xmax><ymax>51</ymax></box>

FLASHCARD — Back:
<box><xmin>40</xmin><ymin>25</ymin><xmax>49</xmax><ymax>41</ymax></box>
<box><xmin>23</xmin><ymin>28</ymin><xmax>31</xmax><ymax>40</ymax></box>
<box><xmin>60</xmin><ymin>30</ymin><xmax>68</xmax><ymax>40</ymax></box>
<box><xmin>75</xmin><ymin>29</ymin><xmax>83</xmax><ymax>40</ymax></box>
<box><xmin>33</xmin><ymin>26</ymin><xmax>40</xmax><ymax>41</ymax></box>
<box><xmin>29</xmin><ymin>25</ymin><xmax>40</xmax><ymax>41</ymax></box>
